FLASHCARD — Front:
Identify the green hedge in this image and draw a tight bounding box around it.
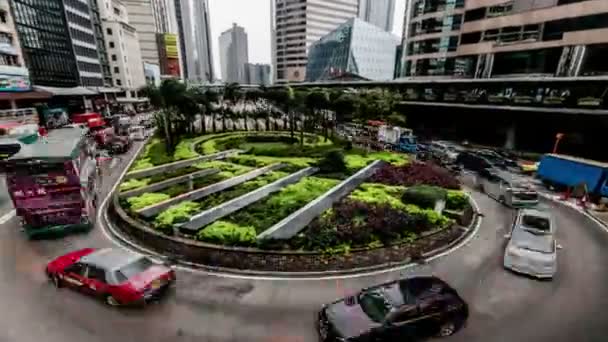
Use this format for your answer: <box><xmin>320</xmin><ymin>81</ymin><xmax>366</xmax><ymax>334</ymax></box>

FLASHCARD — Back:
<box><xmin>154</xmin><ymin>201</ymin><xmax>201</xmax><ymax>233</ymax></box>
<box><xmin>446</xmin><ymin>191</ymin><xmax>468</xmax><ymax>211</ymax></box>
<box><xmin>196</xmin><ymin>221</ymin><xmax>257</xmax><ymax>246</ymax></box>
<box><xmin>401</xmin><ymin>185</ymin><xmax>447</xmax><ymax>209</ymax></box>
<box><xmin>126</xmin><ymin>193</ymin><xmax>170</xmax><ymax>211</ymax></box>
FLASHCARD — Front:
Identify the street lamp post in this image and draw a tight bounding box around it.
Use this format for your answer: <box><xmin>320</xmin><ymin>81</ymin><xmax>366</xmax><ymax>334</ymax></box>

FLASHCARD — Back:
<box><xmin>553</xmin><ymin>133</ymin><xmax>564</xmax><ymax>154</ymax></box>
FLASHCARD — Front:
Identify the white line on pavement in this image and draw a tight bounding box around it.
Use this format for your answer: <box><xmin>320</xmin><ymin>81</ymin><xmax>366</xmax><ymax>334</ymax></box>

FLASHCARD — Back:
<box><xmin>0</xmin><ymin>210</ymin><xmax>15</xmax><ymax>225</ymax></box>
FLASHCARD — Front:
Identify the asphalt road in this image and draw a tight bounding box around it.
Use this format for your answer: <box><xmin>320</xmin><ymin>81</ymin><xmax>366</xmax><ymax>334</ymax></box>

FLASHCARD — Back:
<box><xmin>0</xmin><ymin>144</ymin><xmax>606</xmax><ymax>342</ymax></box>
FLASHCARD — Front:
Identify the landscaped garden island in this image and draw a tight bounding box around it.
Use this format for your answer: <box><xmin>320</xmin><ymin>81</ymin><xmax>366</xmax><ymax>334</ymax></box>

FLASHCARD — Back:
<box><xmin>110</xmin><ymin>131</ymin><xmax>476</xmax><ymax>273</ymax></box>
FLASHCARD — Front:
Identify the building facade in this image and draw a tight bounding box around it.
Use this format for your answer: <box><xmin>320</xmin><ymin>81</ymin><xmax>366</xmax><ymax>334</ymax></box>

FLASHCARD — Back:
<box><xmin>89</xmin><ymin>0</ymin><xmax>112</xmax><ymax>87</ymax></box>
<box><xmin>219</xmin><ymin>23</ymin><xmax>248</xmax><ymax>84</ymax></box>
<box><xmin>12</xmin><ymin>0</ymin><xmax>80</xmax><ymax>87</ymax></box>
<box><xmin>245</xmin><ymin>63</ymin><xmax>271</xmax><ymax>85</ymax></box>
<box><xmin>0</xmin><ymin>0</ymin><xmax>30</xmax><ymax>92</ymax></box>
<box><xmin>272</xmin><ymin>0</ymin><xmax>359</xmax><ymax>84</ymax></box>
<box><xmin>306</xmin><ymin>18</ymin><xmax>398</xmax><ymax>82</ymax></box>
<box><xmin>400</xmin><ymin>0</ymin><xmax>608</xmax><ymax>79</ymax></box>
<box><xmin>176</xmin><ymin>0</ymin><xmax>214</xmax><ymax>83</ymax></box>
<box><xmin>63</xmin><ymin>0</ymin><xmax>106</xmax><ymax>86</ymax></box>
<box><xmin>358</xmin><ymin>0</ymin><xmax>395</xmax><ymax>32</ymax></box>
<box><xmin>97</xmin><ymin>0</ymin><xmax>145</xmax><ymax>90</ymax></box>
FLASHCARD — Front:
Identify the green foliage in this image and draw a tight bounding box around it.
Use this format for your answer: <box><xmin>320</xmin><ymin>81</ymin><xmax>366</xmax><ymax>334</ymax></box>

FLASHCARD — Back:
<box><xmin>195</xmin><ymin>160</ymin><xmax>253</xmax><ymax>178</ymax></box>
<box><xmin>401</xmin><ymin>185</ymin><xmax>447</xmax><ymax>209</ymax></box>
<box><xmin>404</xmin><ymin>204</ymin><xmax>450</xmax><ymax>227</ymax></box>
<box><xmin>229</xmin><ymin>155</ymin><xmax>316</xmax><ymax>172</ymax></box>
<box><xmin>173</xmin><ymin>139</ymin><xmax>198</xmax><ymax>160</ymax></box>
<box><xmin>153</xmin><ymin>201</ymin><xmax>201</xmax><ymax>233</ymax></box>
<box><xmin>120</xmin><ymin>178</ymin><xmax>150</xmax><ymax>192</ymax></box>
<box><xmin>317</xmin><ymin>150</ymin><xmax>347</xmax><ymax>173</ymax></box>
<box><xmin>226</xmin><ymin>177</ymin><xmax>338</xmax><ymax>234</ymax></box>
<box><xmin>446</xmin><ymin>191</ymin><xmax>468</xmax><ymax>211</ymax></box>
<box><xmin>196</xmin><ymin>171</ymin><xmax>287</xmax><ymax>211</ymax></box>
<box><xmin>349</xmin><ymin>183</ymin><xmax>406</xmax><ymax>209</ymax></box>
<box><xmin>197</xmin><ymin>221</ymin><xmax>257</xmax><ymax>246</ymax></box>
<box><xmin>127</xmin><ymin>193</ymin><xmax>170</xmax><ymax>211</ymax></box>
<box><xmin>343</xmin><ymin>152</ymin><xmax>408</xmax><ymax>171</ymax></box>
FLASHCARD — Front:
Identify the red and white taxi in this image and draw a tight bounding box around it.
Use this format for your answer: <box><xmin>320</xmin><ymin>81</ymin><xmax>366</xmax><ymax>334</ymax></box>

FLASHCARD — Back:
<box><xmin>46</xmin><ymin>247</ymin><xmax>175</xmax><ymax>306</ymax></box>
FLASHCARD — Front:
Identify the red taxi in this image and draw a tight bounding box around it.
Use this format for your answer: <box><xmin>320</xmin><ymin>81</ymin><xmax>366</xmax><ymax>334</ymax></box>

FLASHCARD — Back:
<box><xmin>46</xmin><ymin>248</ymin><xmax>176</xmax><ymax>306</ymax></box>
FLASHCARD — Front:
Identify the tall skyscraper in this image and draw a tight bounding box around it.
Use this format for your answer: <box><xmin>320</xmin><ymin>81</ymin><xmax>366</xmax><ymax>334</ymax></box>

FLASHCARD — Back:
<box><xmin>63</xmin><ymin>0</ymin><xmax>106</xmax><ymax>87</ymax></box>
<box><xmin>272</xmin><ymin>0</ymin><xmax>359</xmax><ymax>83</ymax></box>
<box><xmin>399</xmin><ymin>0</ymin><xmax>608</xmax><ymax>79</ymax></box>
<box><xmin>219</xmin><ymin>23</ymin><xmax>248</xmax><ymax>83</ymax></box>
<box><xmin>358</xmin><ymin>0</ymin><xmax>395</xmax><ymax>32</ymax></box>
<box><xmin>12</xmin><ymin>0</ymin><xmax>80</xmax><ymax>87</ymax></box>
<box><xmin>123</xmin><ymin>0</ymin><xmax>182</xmax><ymax>78</ymax></box>
<box><xmin>97</xmin><ymin>0</ymin><xmax>146</xmax><ymax>91</ymax></box>
<box><xmin>176</xmin><ymin>0</ymin><xmax>214</xmax><ymax>83</ymax></box>
<box><xmin>245</xmin><ymin>63</ymin><xmax>271</xmax><ymax>85</ymax></box>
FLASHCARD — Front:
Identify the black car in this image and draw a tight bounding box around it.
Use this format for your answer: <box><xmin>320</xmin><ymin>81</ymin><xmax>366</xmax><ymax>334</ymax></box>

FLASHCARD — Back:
<box><xmin>317</xmin><ymin>276</ymin><xmax>468</xmax><ymax>342</ymax></box>
<box><xmin>456</xmin><ymin>151</ymin><xmax>493</xmax><ymax>172</ymax></box>
<box><xmin>476</xmin><ymin>150</ymin><xmax>518</xmax><ymax>169</ymax></box>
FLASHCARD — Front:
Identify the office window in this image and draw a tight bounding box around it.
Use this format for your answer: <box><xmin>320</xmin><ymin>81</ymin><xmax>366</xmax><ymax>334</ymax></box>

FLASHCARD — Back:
<box><xmin>107</xmin><ymin>28</ymin><xmax>112</xmax><ymax>35</ymax></box>
<box><xmin>0</xmin><ymin>11</ymin><xmax>6</xmax><ymax>24</ymax></box>
<box><xmin>115</xmin><ymin>79</ymin><xmax>121</xmax><ymax>86</ymax></box>
<box><xmin>113</xmin><ymin>7</ymin><xmax>120</xmax><ymax>15</ymax></box>
<box><xmin>111</xmin><ymin>54</ymin><xmax>117</xmax><ymax>61</ymax></box>
<box><xmin>114</xmin><ymin>66</ymin><xmax>119</xmax><ymax>73</ymax></box>
<box><xmin>109</xmin><ymin>41</ymin><xmax>115</xmax><ymax>48</ymax></box>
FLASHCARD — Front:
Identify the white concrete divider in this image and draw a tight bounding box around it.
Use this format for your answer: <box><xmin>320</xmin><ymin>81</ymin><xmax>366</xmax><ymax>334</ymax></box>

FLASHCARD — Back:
<box><xmin>178</xmin><ymin>167</ymin><xmax>319</xmax><ymax>233</ymax></box>
<box><xmin>119</xmin><ymin>168</ymin><xmax>220</xmax><ymax>199</ymax></box>
<box><xmin>137</xmin><ymin>163</ymin><xmax>286</xmax><ymax>218</ymax></box>
<box><xmin>257</xmin><ymin>160</ymin><xmax>386</xmax><ymax>240</ymax></box>
<box><xmin>124</xmin><ymin>149</ymin><xmax>242</xmax><ymax>180</ymax></box>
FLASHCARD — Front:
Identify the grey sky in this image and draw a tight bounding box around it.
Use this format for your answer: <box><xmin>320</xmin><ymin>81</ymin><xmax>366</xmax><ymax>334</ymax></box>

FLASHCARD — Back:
<box><xmin>208</xmin><ymin>0</ymin><xmax>406</xmax><ymax>80</ymax></box>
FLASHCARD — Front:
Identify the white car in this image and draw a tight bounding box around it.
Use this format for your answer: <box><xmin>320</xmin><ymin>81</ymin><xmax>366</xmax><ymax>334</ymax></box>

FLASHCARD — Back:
<box><xmin>503</xmin><ymin>208</ymin><xmax>560</xmax><ymax>279</ymax></box>
<box><xmin>128</xmin><ymin>126</ymin><xmax>146</xmax><ymax>141</ymax></box>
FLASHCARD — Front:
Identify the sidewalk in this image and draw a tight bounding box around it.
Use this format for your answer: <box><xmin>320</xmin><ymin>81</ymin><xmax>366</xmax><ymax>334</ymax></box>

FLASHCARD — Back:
<box><xmin>539</xmin><ymin>192</ymin><xmax>608</xmax><ymax>229</ymax></box>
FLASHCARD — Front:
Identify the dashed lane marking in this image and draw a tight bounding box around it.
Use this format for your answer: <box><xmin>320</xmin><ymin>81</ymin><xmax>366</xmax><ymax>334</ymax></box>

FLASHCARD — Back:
<box><xmin>0</xmin><ymin>210</ymin><xmax>15</xmax><ymax>225</ymax></box>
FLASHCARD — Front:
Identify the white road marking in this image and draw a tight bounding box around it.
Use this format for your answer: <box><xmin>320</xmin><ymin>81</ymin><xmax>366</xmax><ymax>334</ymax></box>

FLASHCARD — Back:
<box><xmin>0</xmin><ymin>210</ymin><xmax>16</xmax><ymax>225</ymax></box>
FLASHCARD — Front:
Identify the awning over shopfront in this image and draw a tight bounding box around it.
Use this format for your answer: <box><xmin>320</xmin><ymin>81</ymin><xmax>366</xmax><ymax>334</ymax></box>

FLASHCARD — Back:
<box><xmin>0</xmin><ymin>89</ymin><xmax>52</xmax><ymax>101</ymax></box>
<box><xmin>33</xmin><ymin>86</ymin><xmax>98</xmax><ymax>96</ymax></box>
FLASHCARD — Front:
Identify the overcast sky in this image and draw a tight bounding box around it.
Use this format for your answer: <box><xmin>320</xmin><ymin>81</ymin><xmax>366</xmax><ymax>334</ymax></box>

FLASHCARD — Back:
<box><xmin>208</xmin><ymin>0</ymin><xmax>406</xmax><ymax>80</ymax></box>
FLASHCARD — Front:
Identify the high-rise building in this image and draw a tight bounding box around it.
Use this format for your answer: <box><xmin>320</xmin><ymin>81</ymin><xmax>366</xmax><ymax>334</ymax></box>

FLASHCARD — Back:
<box><xmin>358</xmin><ymin>0</ymin><xmax>395</xmax><ymax>32</ymax></box>
<box><xmin>219</xmin><ymin>23</ymin><xmax>248</xmax><ymax>84</ymax></box>
<box><xmin>89</xmin><ymin>0</ymin><xmax>112</xmax><ymax>87</ymax></box>
<box><xmin>245</xmin><ymin>63</ymin><xmax>271</xmax><ymax>85</ymax></box>
<box><xmin>123</xmin><ymin>0</ymin><xmax>182</xmax><ymax>78</ymax></box>
<box><xmin>63</xmin><ymin>0</ymin><xmax>106</xmax><ymax>87</ymax></box>
<box><xmin>400</xmin><ymin>0</ymin><xmax>608</xmax><ymax>79</ymax></box>
<box><xmin>176</xmin><ymin>0</ymin><xmax>214</xmax><ymax>83</ymax></box>
<box><xmin>97</xmin><ymin>0</ymin><xmax>146</xmax><ymax>90</ymax></box>
<box><xmin>0</xmin><ymin>0</ymin><xmax>30</xmax><ymax>92</ymax></box>
<box><xmin>12</xmin><ymin>0</ymin><xmax>80</xmax><ymax>87</ymax></box>
<box><xmin>271</xmin><ymin>0</ymin><xmax>359</xmax><ymax>84</ymax></box>
<box><xmin>306</xmin><ymin>18</ymin><xmax>398</xmax><ymax>82</ymax></box>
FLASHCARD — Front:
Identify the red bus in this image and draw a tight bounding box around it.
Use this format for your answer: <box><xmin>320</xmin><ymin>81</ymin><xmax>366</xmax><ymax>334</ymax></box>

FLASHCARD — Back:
<box><xmin>72</xmin><ymin>112</ymin><xmax>114</xmax><ymax>147</ymax></box>
<box><xmin>0</xmin><ymin>125</ymin><xmax>99</xmax><ymax>239</ymax></box>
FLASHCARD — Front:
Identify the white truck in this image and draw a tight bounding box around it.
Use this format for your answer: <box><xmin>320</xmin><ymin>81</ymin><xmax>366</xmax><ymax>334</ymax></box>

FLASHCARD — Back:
<box><xmin>378</xmin><ymin>125</ymin><xmax>418</xmax><ymax>154</ymax></box>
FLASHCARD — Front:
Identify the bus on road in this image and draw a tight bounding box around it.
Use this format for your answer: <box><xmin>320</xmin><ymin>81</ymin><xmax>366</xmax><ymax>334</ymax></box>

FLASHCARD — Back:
<box><xmin>0</xmin><ymin>125</ymin><xmax>99</xmax><ymax>239</ymax></box>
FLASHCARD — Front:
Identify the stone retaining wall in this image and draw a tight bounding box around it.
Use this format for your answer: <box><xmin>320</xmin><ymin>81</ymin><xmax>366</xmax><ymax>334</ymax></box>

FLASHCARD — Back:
<box><xmin>110</xmin><ymin>194</ymin><xmax>475</xmax><ymax>273</ymax></box>
<box><xmin>119</xmin><ymin>168</ymin><xmax>220</xmax><ymax>198</ymax></box>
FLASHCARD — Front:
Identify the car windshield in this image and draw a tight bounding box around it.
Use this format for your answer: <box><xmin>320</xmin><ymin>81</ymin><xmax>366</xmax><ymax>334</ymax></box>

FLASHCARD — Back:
<box><xmin>522</xmin><ymin>215</ymin><xmax>551</xmax><ymax>233</ymax></box>
<box><xmin>116</xmin><ymin>257</ymin><xmax>154</xmax><ymax>282</ymax></box>
<box><xmin>358</xmin><ymin>289</ymin><xmax>393</xmax><ymax>323</ymax></box>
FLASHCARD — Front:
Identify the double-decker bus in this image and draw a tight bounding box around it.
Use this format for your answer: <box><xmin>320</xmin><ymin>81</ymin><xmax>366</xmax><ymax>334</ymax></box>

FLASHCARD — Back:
<box><xmin>0</xmin><ymin>125</ymin><xmax>99</xmax><ymax>239</ymax></box>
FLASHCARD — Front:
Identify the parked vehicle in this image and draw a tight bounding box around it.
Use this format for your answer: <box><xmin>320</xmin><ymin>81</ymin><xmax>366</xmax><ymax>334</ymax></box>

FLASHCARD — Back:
<box><xmin>45</xmin><ymin>247</ymin><xmax>176</xmax><ymax>306</ymax></box>
<box><xmin>128</xmin><ymin>126</ymin><xmax>146</xmax><ymax>141</ymax></box>
<box><xmin>537</xmin><ymin>154</ymin><xmax>608</xmax><ymax>199</ymax></box>
<box><xmin>0</xmin><ymin>126</ymin><xmax>98</xmax><ymax>238</ymax></box>
<box><xmin>317</xmin><ymin>276</ymin><xmax>468</xmax><ymax>341</ymax></box>
<box><xmin>504</xmin><ymin>208</ymin><xmax>559</xmax><ymax>279</ymax></box>
<box><xmin>477</xmin><ymin>168</ymin><xmax>539</xmax><ymax>207</ymax></box>
<box><xmin>456</xmin><ymin>151</ymin><xmax>493</xmax><ymax>172</ymax></box>
<box><xmin>378</xmin><ymin>125</ymin><xmax>418</xmax><ymax>154</ymax></box>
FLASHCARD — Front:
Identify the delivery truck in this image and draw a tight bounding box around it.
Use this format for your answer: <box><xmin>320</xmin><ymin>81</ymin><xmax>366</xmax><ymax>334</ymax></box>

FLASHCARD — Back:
<box><xmin>537</xmin><ymin>154</ymin><xmax>608</xmax><ymax>199</ymax></box>
<box><xmin>378</xmin><ymin>125</ymin><xmax>418</xmax><ymax>154</ymax></box>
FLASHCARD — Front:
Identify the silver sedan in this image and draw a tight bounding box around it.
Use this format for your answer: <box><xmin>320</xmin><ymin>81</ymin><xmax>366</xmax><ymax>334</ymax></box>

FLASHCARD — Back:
<box><xmin>503</xmin><ymin>224</ymin><xmax>559</xmax><ymax>279</ymax></box>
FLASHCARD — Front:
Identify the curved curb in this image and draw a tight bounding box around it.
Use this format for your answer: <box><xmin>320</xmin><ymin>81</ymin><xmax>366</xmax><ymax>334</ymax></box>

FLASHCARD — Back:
<box><xmin>538</xmin><ymin>193</ymin><xmax>608</xmax><ymax>232</ymax></box>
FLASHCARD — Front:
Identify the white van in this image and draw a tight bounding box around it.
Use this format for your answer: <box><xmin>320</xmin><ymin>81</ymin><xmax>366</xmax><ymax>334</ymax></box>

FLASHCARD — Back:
<box><xmin>128</xmin><ymin>126</ymin><xmax>146</xmax><ymax>141</ymax></box>
<box><xmin>477</xmin><ymin>168</ymin><xmax>539</xmax><ymax>208</ymax></box>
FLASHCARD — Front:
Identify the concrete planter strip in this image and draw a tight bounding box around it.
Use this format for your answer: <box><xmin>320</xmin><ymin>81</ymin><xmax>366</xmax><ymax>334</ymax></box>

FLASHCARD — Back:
<box><xmin>178</xmin><ymin>167</ymin><xmax>319</xmax><ymax>233</ymax></box>
<box><xmin>258</xmin><ymin>160</ymin><xmax>386</xmax><ymax>240</ymax></box>
<box><xmin>119</xmin><ymin>168</ymin><xmax>220</xmax><ymax>199</ymax></box>
<box><xmin>137</xmin><ymin>163</ymin><xmax>286</xmax><ymax>218</ymax></box>
<box><xmin>124</xmin><ymin>149</ymin><xmax>242</xmax><ymax>180</ymax></box>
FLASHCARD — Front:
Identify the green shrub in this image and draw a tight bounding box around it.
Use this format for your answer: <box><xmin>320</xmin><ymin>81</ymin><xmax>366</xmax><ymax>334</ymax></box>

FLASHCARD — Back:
<box><xmin>173</xmin><ymin>140</ymin><xmax>198</xmax><ymax>160</ymax></box>
<box><xmin>446</xmin><ymin>190</ymin><xmax>468</xmax><ymax>211</ymax></box>
<box><xmin>349</xmin><ymin>183</ymin><xmax>406</xmax><ymax>209</ymax></box>
<box><xmin>127</xmin><ymin>193</ymin><xmax>170</xmax><ymax>211</ymax></box>
<box><xmin>154</xmin><ymin>201</ymin><xmax>201</xmax><ymax>233</ymax></box>
<box><xmin>120</xmin><ymin>178</ymin><xmax>150</xmax><ymax>192</ymax></box>
<box><xmin>229</xmin><ymin>155</ymin><xmax>315</xmax><ymax>172</ymax></box>
<box><xmin>195</xmin><ymin>160</ymin><xmax>253</xmax><ymax>178</ymax></box>
<box><xmin>401</xmin><ymin>185</ymin><xmax>447</xmax><ymax>209</ymax></box>
<box><xmin>317</xmin><ymin>150</ymin><xmax>347</xmax><ymax>173</ymax></box>
<box><xmin>344</xmin><ymin>152</ymin><xmax>408</xmax><ymax>171</ymax></box>
<box><xmin>197</xmin><ymin>221</ymin><xmax>257</xmax><ymax>246</ymax></box>
<box><xmin>404</xmin><ymin>204</ymin><xmax>450</xmax><ymax>227</ymax></box>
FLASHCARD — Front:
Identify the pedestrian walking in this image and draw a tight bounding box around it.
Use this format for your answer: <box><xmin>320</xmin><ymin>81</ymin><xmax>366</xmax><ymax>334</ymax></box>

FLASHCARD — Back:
<box><xmin>38</xmin><ymin>124</ymin><xmax>48</xmax><ymax>143</ymax></box>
